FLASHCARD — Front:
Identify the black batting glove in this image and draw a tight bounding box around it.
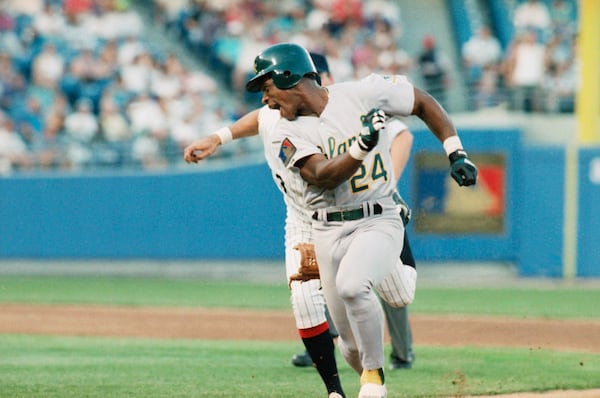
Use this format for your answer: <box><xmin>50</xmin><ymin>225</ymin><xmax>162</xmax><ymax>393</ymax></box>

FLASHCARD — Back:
<box><xmin>358</xmin><ymin>108</ymin><xmax>386</xmax><ymax>151</ymax></box>
<box><xmin>449</xmin><ymin>149</ymin><xmax>478</xmax><ymax>186</ymax></box>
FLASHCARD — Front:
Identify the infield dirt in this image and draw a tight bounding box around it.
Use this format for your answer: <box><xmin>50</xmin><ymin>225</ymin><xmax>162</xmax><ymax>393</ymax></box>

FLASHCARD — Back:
<box><xmin>2</xmin><ymin>303</ymin><xmax>600</xmax><ymax>398</ymax></box>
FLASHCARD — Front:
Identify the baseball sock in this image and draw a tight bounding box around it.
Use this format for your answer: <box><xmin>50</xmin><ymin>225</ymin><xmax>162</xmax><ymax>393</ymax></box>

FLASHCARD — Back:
<box><xmin>360</xmin><ymin>368</ymin><xmax>385</xmax><ymax>385</ymax></box>
<box><xmin>300</xmin><ymin>324</ymin><xmax>345</xmax><ymax>397</ymax></box>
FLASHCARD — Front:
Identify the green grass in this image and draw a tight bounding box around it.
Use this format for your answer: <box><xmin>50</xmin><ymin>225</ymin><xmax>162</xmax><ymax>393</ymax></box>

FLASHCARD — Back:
<box><xmin>0</xmin><ymin>335</ymin><xmax>598</xmax><ymax>398</ymax></box>
<box><xmin>1</xmin><ymin>276</ymin><xmax>599</xmax><ymax>397</ymax></box>
<box><xmin>0</xmin><ymin>276</ymin><xmax>599</xmax><ymax>319</ymax></box>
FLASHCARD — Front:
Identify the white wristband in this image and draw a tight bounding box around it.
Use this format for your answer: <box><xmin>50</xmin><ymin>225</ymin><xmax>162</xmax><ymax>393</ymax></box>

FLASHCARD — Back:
<box><xmin>215</xmin><ymin>127</ymin><xmax>233</xmax><ymax>145</ymax></box>
<box><xmin>443</xmin><ymin>136</ymin><xmax>463</xmax><ymax>156</ymax></box>
<box><xmin>348</xmin><ymin>140</ymin><xmax>369</xmax><ymax>160</ymax></box>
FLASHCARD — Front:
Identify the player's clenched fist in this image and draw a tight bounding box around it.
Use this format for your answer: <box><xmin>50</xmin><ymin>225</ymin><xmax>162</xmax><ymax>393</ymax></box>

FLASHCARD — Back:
<box><xmin>359</xmin><ymin>108</ymin><xmax>386</xmax><ymax>151</ymax></box>
<box><xmin>349</xmin><ymin>108</ymin><xmax>386</xmax><ymax>160</ymax></box>
<box><xmin>448</xmin><ymin>149</ymin><xmax>478</xmax><ymax>186</ymax></box>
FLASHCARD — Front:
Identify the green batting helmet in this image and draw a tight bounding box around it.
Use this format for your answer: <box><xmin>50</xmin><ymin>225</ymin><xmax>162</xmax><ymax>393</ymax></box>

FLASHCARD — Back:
<box><xmin>246</xmin><ymin>43</ymin><xmax>321</xmax><ymax>93</ymax></box>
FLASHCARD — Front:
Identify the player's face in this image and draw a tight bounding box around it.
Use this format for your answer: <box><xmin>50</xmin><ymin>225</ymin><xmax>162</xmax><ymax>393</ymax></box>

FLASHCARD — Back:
<box><xmin>260</xmin><ymin>79</ymin><xmax>302</xmax><ymax>121</ymax></box>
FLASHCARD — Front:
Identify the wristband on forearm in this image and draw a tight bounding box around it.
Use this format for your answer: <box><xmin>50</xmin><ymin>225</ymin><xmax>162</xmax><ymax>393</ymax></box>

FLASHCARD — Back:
<box><xmin>348</xmin><ymin>140</ymin><xmax>369</xmax><ymax>160</ymax></box>
<box><xmin>442</xmin><ymin>135</ymin><xmax>463</xmax><ymax>156</ymax></box>
<box><xmin>215</xmin><ymin>127</ymin><xmax>233</xmax><ymax>145</ymax></box>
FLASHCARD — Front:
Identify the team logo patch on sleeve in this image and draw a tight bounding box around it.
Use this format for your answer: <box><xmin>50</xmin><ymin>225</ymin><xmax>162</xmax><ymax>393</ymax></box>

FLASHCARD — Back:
<box><xmin>279</xmin><ymin>138</ymin><xmax>297</xmax><ymax>166</ymax></box>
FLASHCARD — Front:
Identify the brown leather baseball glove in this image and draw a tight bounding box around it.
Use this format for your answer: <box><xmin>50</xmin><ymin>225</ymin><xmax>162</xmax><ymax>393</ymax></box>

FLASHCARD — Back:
<box><xmin>289</xmin><ymin>243</ymin><xmax>320</xmax><ymax>287</ymax></box>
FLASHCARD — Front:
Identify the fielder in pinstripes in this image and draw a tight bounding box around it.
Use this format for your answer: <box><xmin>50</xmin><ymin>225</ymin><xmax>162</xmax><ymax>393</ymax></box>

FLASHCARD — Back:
<box><xmin>244</xmin><ymin>42</ymin><xmax>477</xmax><ymax>398</ymax></box>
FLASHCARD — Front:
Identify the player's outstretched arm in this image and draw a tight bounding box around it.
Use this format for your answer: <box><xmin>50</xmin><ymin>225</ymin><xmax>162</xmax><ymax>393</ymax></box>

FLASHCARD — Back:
<box><xmin>411</xmin><ymin>88</ymin><xmax>477</xmax><ymax>186</ymax></box>
<box><xmin>411</xmin><ymin>87</ymin><xmax>456</xmax><ymax>143</ymax></box>
<box><xmin>183</xmin><ymin>109</ymin><xmax>261</xmax><ymax>164</ymax></box>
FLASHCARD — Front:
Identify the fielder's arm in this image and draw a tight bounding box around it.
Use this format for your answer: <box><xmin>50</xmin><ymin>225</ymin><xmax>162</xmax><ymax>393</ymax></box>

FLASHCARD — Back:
<box><xmin>388</xmin><ymin>123</ymin><xmax>413</xmax><ymax>183</ymax></box>
<box><xmin>183</xmin><ymin>109</ymin><xmax>261</xmax><ymax>163</ymax></box>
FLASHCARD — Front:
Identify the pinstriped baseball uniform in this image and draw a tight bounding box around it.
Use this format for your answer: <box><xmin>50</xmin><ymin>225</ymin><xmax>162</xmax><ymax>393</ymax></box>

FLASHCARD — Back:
<box><xmin>273</xmin><ymin>73</ymin><xmax>417</xmax><ymax>372</ymax></box>
<box><xmin>257</xmin><ymin>105</ymin><xmax>327</xmax><ymax>329</ymax></box>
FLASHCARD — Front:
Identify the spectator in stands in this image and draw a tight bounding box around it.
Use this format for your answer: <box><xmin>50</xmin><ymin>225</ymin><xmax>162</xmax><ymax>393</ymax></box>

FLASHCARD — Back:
<box><xmin>117</xmin><ymin>35</ymin><xmax>146</xmax><ymax>66</ymax></box>
<box><xmin>30</xmin><ymin>42</ymin><xmax>65</xmax><ymax>89</ymax></box>
<box><xmin>32</xmin><ymin>3</ymin><xmax>66</xmax><ymax>38</ymax></box>
<box><xmin>127</xmin><ymin>91</ymin><xmax>167</xmax><ymax>137</ymax></box>
<box><xmin>13</xmin><ymin>95</ymin><xmax>45</xmax><ymax>138</ymax></box>
<box><xmin>502</xmin><ymin>30</ymin><xmax>546</xmax><ymax>112</ymax></box>
<box><xmin>120</xmin><ymin>51</ymin><xmax>153</xmax><ymax>94</ymax></box>
<box><xmin>100</xmin><ymin>71</ymin><xmax>134</xmax><ymax>111</ymax></box>
<box><xmin>63</xmin><ymin>0</ymin><xmax>94</xmax><ymax>21</ymax></box>
<box><xmin>329</xmin><ymin>0</ymin><xmax>363</xmax><ymax>36</ymax></box>
<box><xmin>3</xmin><ymin>0</ymin><xmax>44</xmax><ymax>16</ymax></box>
<box><xmin>363</xmin><ymin>0</ymin><xmax>402</xmax><ymax>27</ymax></box>
<box><xmin>0</xmin><ymin>52</ymin><xmax>27</xmax><ymax>111</ymax></box>
<box><xmin>211</xmin><ymin>20</ymin><xmax>243</xmax><ymax>89</ymax></box>
<box><xmin>231</xmin><ymin>23</ymin><xmax>270</xmax><ymax>93</ymax></box>
<box><xmin>512</xmin><ymin>0</ymin><xmax>551</xmax><ymax>35</ymax></box>
<box><xmin>150</xmin><ymin>53</ymin><xmax>183</xmax><ymax>100</ymax></box>
<box><xmin>377</xmin><ymin>40</ymin><xmax>413</xmax><ymax>76</ymax></box>
<box><xmin>417</xmin><ymin>34</ymin><xmax>450</xmax><ymax>110</ymax></box>
<box><xmin>31</xmin><ymin>110</ymin><xmax>67</xmax><ymax>170</ymax></box>
<box><xmin>64</xmin><ymin>97</ymin><xmax>98</xmax><ymax>143</ymax></box>
<box><xmin>0</xmin><ymin>112</ymin><xmax>32</xmax><ymax>173</ymax></box>
<box><xmin>542</xmin><ymin>34</ymin><xmax>577</xmax><ymax>113</ymax></box>
<box><xmin>99</xmin><ymin>97</ymin><xmax>131</xmax><ymax>144</ymax></box>
<box><xmin>69</xmin><ymin>46</ymin><xmax>109</xmax><ymax>83</ymax></box>
<box><xmin>548</xmin><ymin>0</ymin><xmax>576</xmax><ymax>34</ymax></box>
<box><xmin>461</xmin><ymin>25</ymin><xmax>502</xmax><ymax>110</ymax></box>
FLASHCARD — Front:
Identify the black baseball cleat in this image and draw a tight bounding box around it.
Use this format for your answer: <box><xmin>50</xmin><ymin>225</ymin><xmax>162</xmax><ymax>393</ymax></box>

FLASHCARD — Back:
<box><xmin>389</xmin><ymin>358</ymin><xmax>412</xmax><ymax>370</ymax></box>
<box><xmin>389</xmin><ymin>353</ymin><xmax>414</xmax><ymax>370</ymax></box>
<box><xmin>291</xmin><ymin>350</ymin><xmax>314</xmax><ymax>367</ymax></box>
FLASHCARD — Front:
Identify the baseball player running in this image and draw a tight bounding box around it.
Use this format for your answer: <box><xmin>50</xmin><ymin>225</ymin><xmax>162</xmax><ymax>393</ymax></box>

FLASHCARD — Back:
<box><xmin>291</xmin><ymin>54</ymin><xmax>417</xmax><ymax>371</ymax></box>
<box><xmin>184</xmin><ymin>52</ymin><xmax>418</xmax><ymax>398</ymax></box>
<box><xmin>244</xmin><ymin>43</ymin><xmax>477</xmax><ymax>398</ymax></box>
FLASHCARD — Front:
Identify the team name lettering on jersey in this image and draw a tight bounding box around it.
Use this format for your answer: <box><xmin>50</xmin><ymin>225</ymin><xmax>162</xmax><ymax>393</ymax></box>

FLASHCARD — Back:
<box><xmin>326</xmin><ymin>136</ymin><xmax>357</xmax><ymax>159</ymax></box>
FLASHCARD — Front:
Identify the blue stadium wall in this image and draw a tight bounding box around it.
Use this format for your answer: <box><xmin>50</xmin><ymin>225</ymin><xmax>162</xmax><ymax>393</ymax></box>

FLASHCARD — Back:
<box><xmin>1</xmin><ymin>129</ymin><xmax>599</xmax><ymax>277</ymax></box>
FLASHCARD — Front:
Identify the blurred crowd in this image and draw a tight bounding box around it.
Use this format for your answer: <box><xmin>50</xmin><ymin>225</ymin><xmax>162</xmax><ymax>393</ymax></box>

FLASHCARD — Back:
<box><xmin>461</xmin><ymin>0</ymin><xmax>578</xmax><ymax>113</ymax></box>
<box><xmin>0</xmin><ymin>0</ymin><xmax>580</xmax><ymax>175</ymax></box>
<box><xmin>0</xmin><ymin>0</ymin><xmax>250</xmax><ymax>175</ymax></box>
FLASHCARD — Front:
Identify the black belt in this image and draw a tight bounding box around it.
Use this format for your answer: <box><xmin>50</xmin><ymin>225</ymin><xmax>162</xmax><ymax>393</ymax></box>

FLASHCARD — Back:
<box><xmin>312</xmin><ymin>203</ymin><xmax>383</xmax><ymax>222</ymax></box>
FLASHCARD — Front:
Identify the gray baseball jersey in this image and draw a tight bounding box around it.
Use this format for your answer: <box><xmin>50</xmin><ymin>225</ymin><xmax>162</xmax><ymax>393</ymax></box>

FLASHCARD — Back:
<box><xmin>271</xmin><ymin>73</ymin><xmax>417</xmax><ymax>372</ymax></box>
<box><xmin>276</xmin><ymin>74</ymin><xmax>414</xmax><ymax>209</ymax></box>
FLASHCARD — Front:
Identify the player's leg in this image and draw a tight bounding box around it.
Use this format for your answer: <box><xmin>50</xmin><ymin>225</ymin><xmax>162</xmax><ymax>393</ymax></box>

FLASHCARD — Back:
<box><xmin>313</xmin><ymin>228</ymin><xmax>362</xmax><ymax>375</ymax></box>
<box><xmin>376</xmin><ymin>229</ymin><xmax>417</xmax><ymax>308</ymax></box>
<box><xmin>382</xmin><ymin>303</ymin><xmax>414</xmax><ymax>369</ymax></box>
<box><xmin>334</xmin><ymin>214</ymin><xmax>403</xmax><ymax>372</ymax></box>
<box><xmin>385</xmin><ymin>231</ymin><xmax>416</xmax><ymax>369</ymax></box>
<box><xmin>287</xmin><ymin>246</ymin><xmax>346</xmax><ymax>397</ymax></box>
<box><xmin>292</xmin><ymin>304</ymin><xmax>339</xmax><ymax>367</ymax></box>
<box><xmin>333</xmin><ymin>213</ymin><xmax>403</xmax><ymax>398</ymax></box>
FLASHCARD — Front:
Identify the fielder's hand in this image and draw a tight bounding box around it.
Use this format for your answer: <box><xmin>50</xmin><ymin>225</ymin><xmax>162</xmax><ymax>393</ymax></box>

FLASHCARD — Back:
<box><xmin>289</xmin><ymin>243</ymin><xmax>320</xmax><ymax>287</ymax></box>
<box><xmin>448</xmin><ymin>149</ymin><xmax>478</xmax><ymax>186</ymax></box>
<box><xmin>358</xmin><ymin>108</ymin><xmax>386</xmax><ymax>152</ymax></box>
<box><xmin>183</xmin><ymin>135</ymin><xmax>221</xmax><ymax>163</ymax></box>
